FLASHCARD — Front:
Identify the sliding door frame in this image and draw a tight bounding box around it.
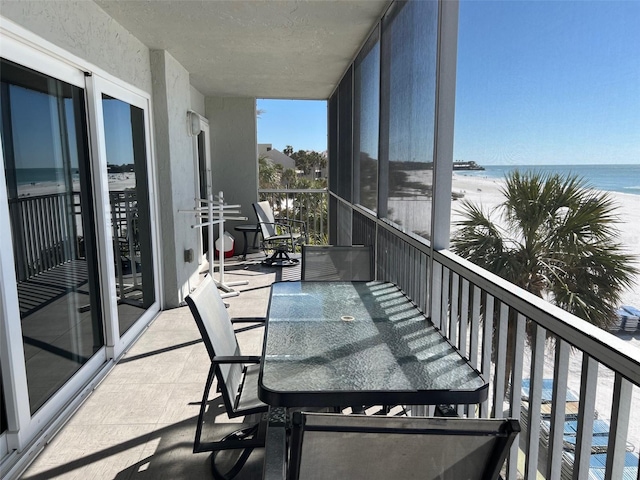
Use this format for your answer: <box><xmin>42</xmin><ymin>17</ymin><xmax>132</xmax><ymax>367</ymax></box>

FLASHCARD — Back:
<box><xmin>0</xmin><ymin>19</ymin><xmax>161</xmax><ymax>463</ymax></box>
<box><xmin>86</xmin><ymin>75</ymin><xmax>161</xmax><ymax>358</ymax></box>
<box><xmin>0</xmin><ymin>29</ymin><xmax>110</xmax><ymax>452</ymax></box>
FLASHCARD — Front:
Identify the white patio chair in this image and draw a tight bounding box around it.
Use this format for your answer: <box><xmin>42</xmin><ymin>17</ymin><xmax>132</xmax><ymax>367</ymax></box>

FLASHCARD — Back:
<box><xmin>185</xmin><ymin>275</ymin><xmax>268</xmax><ymax>480</ymax></box>
<box><xmin>253</xmin><ymin>200</ymin><xmax>307</xmax><ymax>266</ymax></box>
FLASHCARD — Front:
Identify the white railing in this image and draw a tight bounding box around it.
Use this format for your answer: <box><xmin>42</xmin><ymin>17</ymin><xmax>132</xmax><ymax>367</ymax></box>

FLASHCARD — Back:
<box><xmin>433</xmin><ymin>248</ymin><xmax>640</xmax><ymax>480</ymax></box>
<box><xmin>352</xmin><ymin>207</ymin><xmax>640</xmax><ymax>480</ymax></box>
<box><xmin>9</xmin><ymin>192</ymin><xmax>80</xmax><ymax>280</ymax></box>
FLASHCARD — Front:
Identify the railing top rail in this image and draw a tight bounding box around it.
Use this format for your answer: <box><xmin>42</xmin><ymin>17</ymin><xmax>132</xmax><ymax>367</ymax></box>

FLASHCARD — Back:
<box><xmin>434</xmin><ymin>248</ymin><xmax>640</xmax><ymax>386</ymax></box>
<box><xmin>9</xmin><ymin>191</ymin><xmax>80</xmax><ymax>202</ymax></box>
<box><xmin>259</xmin><ymin>188</ymin><xmax>328</xmax><ymax>194</ymax></box>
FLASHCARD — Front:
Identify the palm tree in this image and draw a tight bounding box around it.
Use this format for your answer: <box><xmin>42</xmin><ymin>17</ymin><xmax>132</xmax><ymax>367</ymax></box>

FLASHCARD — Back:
<box><xmin>451</xmin><ymin>170</ymin><xmax>638</xmax><ymax>331</ymax></box>
<box><xmin>258</xmin><ymin>156</ymin><xmax>282</xmax><ymax>189</ymax></box>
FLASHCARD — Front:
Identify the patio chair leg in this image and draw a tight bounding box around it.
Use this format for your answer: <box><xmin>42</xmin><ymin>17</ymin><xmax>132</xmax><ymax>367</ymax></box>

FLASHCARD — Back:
<box><xmin>262</xmin><ymin>246</ymin><xmax>299</xmax><ymax>267</ymax></box>
<box><xmin>211</xmin><ymin>447</ymin><xmax>254</xmax><ymax>480</ymax></box>
<box><xmin>210</xmin><ymin>423</ymin><xmax>265</xmax><ymax>480</ymax></box>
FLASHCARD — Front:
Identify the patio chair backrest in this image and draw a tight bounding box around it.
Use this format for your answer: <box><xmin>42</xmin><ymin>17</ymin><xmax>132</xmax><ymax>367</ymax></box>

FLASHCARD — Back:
<box><xmin>185</xmin><ymin>275</ymin><xmax>244</xmax><ymax>408</ymax></box>
<box><xmin>289</xmin><ymin>412</ymin><xmax>520</xmax><ymax>480</ymax></box>
<box><xmin>253</xmin><ymin>201</ymin><xmax>278</xmax><ymax>240</ymax></box>
<box><xmin>301</xmin><ymin>245</ymin><xmax>373</xmax><ymax>281</ymax></box>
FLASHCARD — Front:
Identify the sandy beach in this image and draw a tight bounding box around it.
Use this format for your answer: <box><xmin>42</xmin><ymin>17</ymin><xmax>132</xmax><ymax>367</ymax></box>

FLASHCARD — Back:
<box><xmin>16</xmin><ymin>173</ymin><xmax>136</xmax><ymax>198</ymax></box>
<box><xmin>451</xmin><ymin>172</ymin><xmax>640</xmax><ymax>309</ymax></box>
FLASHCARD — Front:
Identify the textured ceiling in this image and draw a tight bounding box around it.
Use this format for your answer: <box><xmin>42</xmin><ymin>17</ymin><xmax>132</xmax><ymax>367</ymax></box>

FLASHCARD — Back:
<box><xmin>94</xmin><ymin>0</ymin><xmax>390</xmax><ymax>99</ymax></box>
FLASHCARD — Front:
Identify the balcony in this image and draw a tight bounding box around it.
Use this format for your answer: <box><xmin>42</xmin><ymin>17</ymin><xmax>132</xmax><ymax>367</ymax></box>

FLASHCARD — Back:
<box><xmin>16</xmin><ymin>204</ymin><xmax>640</xmax><ymax>479</ymax></box>
<box><xmin>2</xmin><ymin>2</ymin><xmax>638</xmax><ymax>478</ymax></box>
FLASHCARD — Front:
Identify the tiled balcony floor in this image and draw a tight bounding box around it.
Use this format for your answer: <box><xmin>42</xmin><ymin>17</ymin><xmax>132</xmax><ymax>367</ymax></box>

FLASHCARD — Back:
<box><xmin>21</xmin><ymin>253</ymin><xmax>300</xmax><ymax>480</ymax></box>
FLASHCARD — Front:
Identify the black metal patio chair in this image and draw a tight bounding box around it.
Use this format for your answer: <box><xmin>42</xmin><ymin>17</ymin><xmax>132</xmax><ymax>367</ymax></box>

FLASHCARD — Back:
<box><xmin>301</xmin><ymin>244</ymin><xmax>373</xmax><ymax>281</ymax></box>
<box><xmin>253</xmin><ymin>200</ymin><xmax>307</xmax><ymax>266</ymax></box>
<box><xmin>185</xmin><ymin>275</ymin><xmax>268</xmax><ymax>480</ymax></box>
<box><xmin>286</xmin><ymin>412</ymin><xmax>520</xmax><ymax>480</ymax></box>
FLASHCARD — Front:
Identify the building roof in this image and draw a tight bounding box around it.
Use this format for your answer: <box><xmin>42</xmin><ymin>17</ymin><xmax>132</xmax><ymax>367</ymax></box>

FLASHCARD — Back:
<box><xmin>259</xmin><ymin>144</ymin><xmax>296</xmax><ymax>170</ymax></box>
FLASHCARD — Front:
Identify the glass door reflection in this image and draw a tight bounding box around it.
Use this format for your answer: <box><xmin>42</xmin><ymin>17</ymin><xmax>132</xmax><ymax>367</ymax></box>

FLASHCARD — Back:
<box><xmin>1</xmin><ymin>59</ymin><xmax>104</xmax><ymax>413</ymax></box>
<box><xmin>102</xmin><ymin>95</ymin><xmax>155</xmax><ymax>336</ymax></box>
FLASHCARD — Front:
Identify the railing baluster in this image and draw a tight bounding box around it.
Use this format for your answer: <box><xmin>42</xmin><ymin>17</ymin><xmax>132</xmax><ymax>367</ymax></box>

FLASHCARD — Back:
<box><xmin>421</xmin><ymin>250</ymin><xmax>427</xmax><ymax>312</ymax></box>
<box><xmin>402</xmin><ymin>241</ymin><xmax>408</xmax><ymax>295</ymax></box>
<box><xmin>605</xmin><ymin>374</ymin><xmax>633</xmax><ymax>479</ymax></box>
<box><xmin>573</xmin><ymin>355</ymin><xmax>598</xmax><ymax>480</ymax></box>
<box><xmin>32</xmin><ymin>198</ymin><xmax>49</xmax><ymax>273</ymax></box>
<box><xmin>493</xmin><ymin>301</ymin><xmax>508</xmax><ymax>415</ymax></box>
<box><xmin>395</xmin><ymin>233</ymin><xmax>400</xmax><ymax>286</ymax></box>
<box><xmin>413</xmin><ymin>247</ymin><xmax>419</xmax><ymax>307</ymax></box>
<box><xmin>47</xmin><ymin>196</ymin><xmax>59</xmax><ymax>266</ymax></box>
<box><xmin>32</xmin><ymin>197</ymin><xmax>42</xmax><ymax>271</ymax></box>
<box><xmin>441</xmin><ymin>267</ymin><xmax>450</xmax><ymax>338</ymax></box>
<box><xmin>54</xmin><ymin>194</ymin><xmax>64</xmax><ymax>264</ymax></box>
<box><xmin>459</xmin><ymin>278</ymin><xmax>471</xmax><ymax>417</ymax></box>
<box><xmin>525</xmin><ymin>323</ymin><xmax>546</xmax><ymax>480</ymax></box>
<box><xmin>548</xmin><ymin>338</ymin><xmax>571</xmax><ymax>480</ymax></box>
<box><xmin>55</xmin><ymin>194</ymin><xmax>66</xmax><ymax>263</ymax></box>
<box><xmin>36</xmin><ymin>198</ymin><xmax>44</xmax><ymax>269</ymax></box>
<box><xmin>459</xmin><ymin>278</ymin><xmax>470</xmax><ymax>356</ymax></box>
<box><xmin>449</xmin><ymin>271</ymin><xmax>459</xmax><ymax>348</ymax></box>
<box><xmin>431</xmin><ymin>261</ymin><xmax>443</xmax><ymax>330</ymax></box>
<box><xmin>507</xmin><ymin>312</ymin><xmax>526</xmax><ymax>480</ymax></box>
<box><xmin>26</xmin><ymin>200</ymin><xmax>37</xmax><ymax>275</ymax></box>
<box><xmin>409</xmin><ymin>247</ymin><xmax>416</xmax><ymax>304</ymax></box>
<box><xmin>20</xmin><ymin>201</ymin><xmax>32</xmax><ymax>277</ymax></box>
<box><xmin>480</xmin><ymin>293</ymin><xmax>494</xmax><ymax>418</ymax></box>
<box><xmin>42</xmin><ymin>196</ymin><xmax>54</xmax><ymax>270</ymax></box>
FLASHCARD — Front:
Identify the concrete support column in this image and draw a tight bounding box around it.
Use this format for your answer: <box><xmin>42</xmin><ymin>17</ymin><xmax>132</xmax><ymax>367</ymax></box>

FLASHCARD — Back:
<box><xmin>431</xmin><ymin>0</ymin><xmax>459</xmax><ymax>251</ymax></box>
<box><xmin>205</xmin><ymin>97</ymin><xmax>259</xmax><ymax>255</ymax></box>
<box><xmin>150</xmin><ymin>50</ymin><xmax>200</xmax><ymax>307</ymax></box>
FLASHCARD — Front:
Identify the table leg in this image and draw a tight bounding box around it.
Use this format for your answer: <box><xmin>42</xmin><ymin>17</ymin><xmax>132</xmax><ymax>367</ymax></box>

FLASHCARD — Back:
<box><xmin>240</xmin><ymin>231</ymin><xmax>250</xmax><ymax>260</ymax></box>
<box><xmin>262</xmin><ymin>407</ymin><xmax>287</xmax><ymax>480</ymax></box>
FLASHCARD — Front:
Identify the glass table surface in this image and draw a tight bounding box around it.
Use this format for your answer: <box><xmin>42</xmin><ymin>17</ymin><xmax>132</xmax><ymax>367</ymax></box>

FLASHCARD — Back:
<box><xmin>258</xmin><ymin>281</ymin><xmax>488</xmax><ymax>407</ymax></box>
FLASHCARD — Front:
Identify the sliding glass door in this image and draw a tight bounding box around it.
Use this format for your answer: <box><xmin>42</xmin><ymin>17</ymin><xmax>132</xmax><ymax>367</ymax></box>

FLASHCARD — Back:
<box><xmin>0</xmin><ymin>30</ymin><xmax>159</xmax><ymax>458</ymax></box>
<box><xmin>1</xmin><ymin>59</ymin><xmax>104</xmax><ymax>414</ymax></box>
<box><xmin>101</xmin><ymin>94</ymin><xmax>155</xmax><ymax>336</ymax></box>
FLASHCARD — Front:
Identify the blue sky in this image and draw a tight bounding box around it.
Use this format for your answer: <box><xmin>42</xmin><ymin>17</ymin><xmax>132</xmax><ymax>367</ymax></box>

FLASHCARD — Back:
<box><xmin>257</xmin><ymin>0</ymin><xmax>640</xmax><ymax>166</ymax></box>
<box><xmin>257</xmin><ymin>99</ymin><xmax>328</xmax><ymax>153</ymax></box>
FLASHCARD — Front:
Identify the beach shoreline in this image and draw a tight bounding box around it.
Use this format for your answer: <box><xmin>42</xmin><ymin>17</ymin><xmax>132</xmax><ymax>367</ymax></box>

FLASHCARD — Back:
<box><xmin>16</xmin><ymin>174</ymin><xmax>136</xmax><ymax>197</ymax></box>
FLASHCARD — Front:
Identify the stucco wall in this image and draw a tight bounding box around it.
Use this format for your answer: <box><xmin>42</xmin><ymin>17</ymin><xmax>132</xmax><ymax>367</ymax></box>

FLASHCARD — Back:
<box><xmin>151</xmin><ymin>50</ymin><xmax>200</xmax><ymax>307</ymax></box>
<box><xmin>0</xmin><ymin>0</ymin><xmax>152</xmax><ymax>93</ymax></box>
<box><xmin>206</xmin><ymin>97</ymin><xmax>259</xmax><ymax>253</ymax></box>
<box><xmin>190</xmin><ymin>86</ymin><xmax>206</xmax><ymax>117</ymax></box>
<box><xmin>1</xmin><ymin>3</ymin><xmax>258</xmax><ymax>305</ymax></box>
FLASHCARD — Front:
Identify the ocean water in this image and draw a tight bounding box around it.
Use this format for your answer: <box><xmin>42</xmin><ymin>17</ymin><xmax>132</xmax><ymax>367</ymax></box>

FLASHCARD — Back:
<box><xmin>14</xmin><ymin>168</ymin><xmax>79</xmax><ymax>185</ymax></box>
<box><xmin>14</xmin><ymin>165</ymin><xmax>640</xmax><ymax>195</ymax></box>
<box><xmin>458</xmin><ymin>164</ymin><xmax>640</xmax><ymax>196</ymax></box>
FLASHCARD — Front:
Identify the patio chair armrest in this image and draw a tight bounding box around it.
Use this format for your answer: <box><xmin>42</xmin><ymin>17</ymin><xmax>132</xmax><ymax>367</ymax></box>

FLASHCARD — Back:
<box><xmin>259</xmin><ymin>221</ymin><xmax>294</xmax><ymax>237</ymax></box>
<box><xmin>260</xmin><ymin>220</ymin><xmax>290</xmax><ymax>227</ymax></box>
<box><xmin>213</xmin><ymin>355</ymin><xmax>261</xmax><ymax>364</ymax></box>
<box><xmin>231</xmin><ymin>317</ymin><xmax>266</xmax><ymax>324</ymax></box>
<box><xmin>279</xmin><ymin>217</ymin><xmax>305</xmax><ymax>225</ymax></box>
<box><xmin>278</xmin><ymin>217</ymin><xmax>307</xmax><ymax>232</ymax></box>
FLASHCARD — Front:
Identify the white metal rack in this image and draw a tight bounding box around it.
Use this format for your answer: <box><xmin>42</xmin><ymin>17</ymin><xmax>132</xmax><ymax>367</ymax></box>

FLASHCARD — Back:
<box><xmin>182</xmin><ymin>191</ymin><xmax>248</xmax><ymax>297</ymax></box>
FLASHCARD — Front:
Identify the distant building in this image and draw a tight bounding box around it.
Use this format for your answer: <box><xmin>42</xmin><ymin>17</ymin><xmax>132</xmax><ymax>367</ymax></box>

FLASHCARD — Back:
<box><xmin>453</xmin><ymin>160</ymin><xmax>484</xmax><ymax>171</ymax></box>
<box><xmin>258</xmin><ymin>144</ymin><xmax>296</xmax><ymax>171</ymax></box>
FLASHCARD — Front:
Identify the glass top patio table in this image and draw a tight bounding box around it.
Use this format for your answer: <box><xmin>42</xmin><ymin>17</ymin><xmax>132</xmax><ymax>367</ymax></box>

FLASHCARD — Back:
<box><xmin>258</xmin><ymin>281</ymin><xmax>488</xmax><ymax>408</ymax></box>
